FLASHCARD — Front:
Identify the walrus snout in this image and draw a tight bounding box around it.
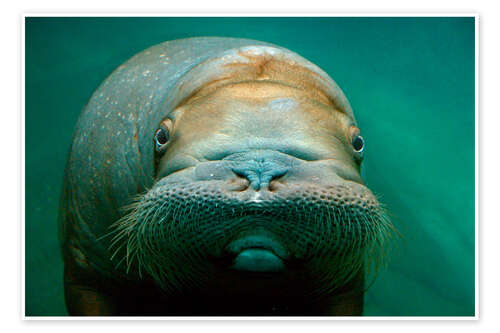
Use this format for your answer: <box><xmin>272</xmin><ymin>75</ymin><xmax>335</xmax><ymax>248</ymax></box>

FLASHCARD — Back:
<box><xmin>109</xmin><ymin>167</ymin><xmax>391</xmax><ymax>293</ymax></box>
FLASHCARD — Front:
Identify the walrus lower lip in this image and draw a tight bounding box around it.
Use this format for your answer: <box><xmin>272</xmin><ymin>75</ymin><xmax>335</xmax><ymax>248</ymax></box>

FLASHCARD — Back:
<box><xmin>226</xmin><ymin>235</ymin><xmax>289</xmax><ymax>259</ymax></box>
<box><xmin>224</xmin><ymin>235</ymin><xmax>289</xmax><ymax>273</ymax></box>
<box><xmin>231</xmin><ymin>248</ymin><xmax>286</xmax><ymax>273</ymax></box>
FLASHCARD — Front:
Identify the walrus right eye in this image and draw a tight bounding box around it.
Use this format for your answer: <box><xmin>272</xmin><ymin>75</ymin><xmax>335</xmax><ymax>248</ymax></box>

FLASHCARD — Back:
<box><xmin>154</xmin><ymin>119</ymin><xmax>173</xmax><ymax>153</ymax></box>
<box><xmin>352</xmin><ymin>135</ymin><xmax>364</xmax><ymax>153</ymax></box>
<box><xmin>347</xmin><ymin>125</ymin><xmax>364</xmax><ymax>159</ymax></box>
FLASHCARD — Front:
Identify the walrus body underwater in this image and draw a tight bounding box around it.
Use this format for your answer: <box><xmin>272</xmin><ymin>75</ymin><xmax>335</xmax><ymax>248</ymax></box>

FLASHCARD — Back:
<box><xmin>59</xmin><ymin>37</ymin><xmax>394</xmax><ymax>316</ymax></box>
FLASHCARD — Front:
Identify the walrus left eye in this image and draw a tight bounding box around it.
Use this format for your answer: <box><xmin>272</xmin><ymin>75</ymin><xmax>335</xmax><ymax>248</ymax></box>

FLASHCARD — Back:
<box><xmin>155</xmin><ymin>128</ymin><xmax>169</xmax><ymax>148</ymax></box>
<box><xmin>352</xmin><ymin>135</ymin><xmax>364</xmax><ymax>153</ymax></box>
<box><xmin>154</xmin><ymin>119</ymin><xmax>173</xmax><ymax>152</ymax></box>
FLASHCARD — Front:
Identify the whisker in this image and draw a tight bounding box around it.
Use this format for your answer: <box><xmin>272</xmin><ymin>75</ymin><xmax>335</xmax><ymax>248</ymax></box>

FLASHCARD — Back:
<box><xmin>106</xmin><ymin>183</ymin><xmax>397</xmax><ymax>296</ymax></box>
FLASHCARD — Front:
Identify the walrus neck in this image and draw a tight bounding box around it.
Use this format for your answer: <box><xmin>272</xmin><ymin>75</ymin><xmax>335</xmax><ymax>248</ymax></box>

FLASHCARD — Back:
<box><xmin>162</xmin><ymin>292</ymin><xmax>363</xmax><ymax>316</ymax></box>
<box><xmin>104</xmin><ymin>272</ymin><xmax>365</xmax><ymax>316</ymax></box>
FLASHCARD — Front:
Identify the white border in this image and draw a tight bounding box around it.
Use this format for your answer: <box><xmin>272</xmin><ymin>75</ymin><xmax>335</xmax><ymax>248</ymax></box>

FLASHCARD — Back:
<box><xmin>24</xmin><ymin>12</ymin><xmax>476</xmax><ymax>16</ymax></box>
<box><xmin>20</xmin><ymin>13</ymin><xmax>479</xmax><ymax>321</ymax></box>
<box><xmin>20</xmin><ymin>11</ymin><xmax>26</xmax><ymax>321</ymax></box>
<box><xmin>475</xmin><ymin>12</ymin><xmax>479</xmax><ymax>319</ymax></box>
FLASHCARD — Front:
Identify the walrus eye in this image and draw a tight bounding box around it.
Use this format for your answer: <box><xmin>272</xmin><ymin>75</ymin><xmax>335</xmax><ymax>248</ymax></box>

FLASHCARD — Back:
<box><xmin>352</xmin><ymin>135</ymin><xmax>364</xmax><ymax>153</ymax></box>
<box><xmin>154</xmin><ymin>119</ymin><xmax>174</xmax><ymax>153</ymax></box>
<box><xmin>154</xmin><ymin>128</ymin><xmax>169</xmax><ymax>148</ymax></box>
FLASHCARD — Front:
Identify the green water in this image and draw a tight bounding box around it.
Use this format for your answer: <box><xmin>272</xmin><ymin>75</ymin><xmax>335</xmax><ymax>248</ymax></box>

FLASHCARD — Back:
<box><xmin>25</xmin><ymin>17</ymin><xmax>475</xmax><ymax>316</ymax></box>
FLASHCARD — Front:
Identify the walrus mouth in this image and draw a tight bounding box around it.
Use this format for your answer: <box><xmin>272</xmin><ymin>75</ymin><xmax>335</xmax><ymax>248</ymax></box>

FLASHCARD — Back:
<box><xmin>108</xmin><ymin>180</ymin><xmax>394</xmax><ymax>296</ymax></box>
<box><xmin>230</xmin><ymin>249</ymin><xmax>285</xmax><ymax>273</ymax></box>
<box><xmin>218</xmin><ymin>233</ymin><xmax>290</xmax><ymax>273</ymax></box>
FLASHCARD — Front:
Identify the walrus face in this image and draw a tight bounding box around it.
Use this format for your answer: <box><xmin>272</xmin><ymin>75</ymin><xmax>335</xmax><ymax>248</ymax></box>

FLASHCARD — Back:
<box><xmin>111</xmin><ymin>52</ymin><xmax>393</xmax><ymax>302</ymax></box>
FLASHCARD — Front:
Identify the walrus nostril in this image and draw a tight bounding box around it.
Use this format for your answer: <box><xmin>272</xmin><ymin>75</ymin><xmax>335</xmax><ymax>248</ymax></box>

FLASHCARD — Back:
<box><xmin>228</xmin><ymin>174</ymin><xmax>251</xmax><ymax>191</ymax></box>
<box><xmin>269</xmin><ymin>173</ymin><xmax>286</xmax><ymax>192</ymax></box>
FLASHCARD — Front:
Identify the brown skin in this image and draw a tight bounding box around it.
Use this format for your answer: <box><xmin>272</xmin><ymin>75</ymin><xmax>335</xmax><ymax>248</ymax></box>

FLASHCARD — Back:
<box><xmin>61</xmin><ymin>46</ymin><xmax>380</xmax><ymax>316</ymax></box>
<box><xmin>167</xmin><ymin>83</ymin><xmax>351</xmax><ymax>162</ymax></box>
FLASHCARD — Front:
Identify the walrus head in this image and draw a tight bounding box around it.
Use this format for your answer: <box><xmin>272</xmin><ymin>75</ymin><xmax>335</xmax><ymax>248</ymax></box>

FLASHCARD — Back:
<box><xmin>106</xmin><ymin>44</ymin><xmax>394</xmax><ymax>305</ymax></box>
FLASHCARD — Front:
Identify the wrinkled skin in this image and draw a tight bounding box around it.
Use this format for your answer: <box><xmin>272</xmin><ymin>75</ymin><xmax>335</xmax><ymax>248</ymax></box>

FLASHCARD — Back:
<box><xmin>59</xmin><ymin>37</ymin><xmax>393</xmax><ymax>316</ymax></box>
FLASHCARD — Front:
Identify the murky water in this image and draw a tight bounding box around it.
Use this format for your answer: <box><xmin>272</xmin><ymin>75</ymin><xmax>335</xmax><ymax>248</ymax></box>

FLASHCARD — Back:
<box><xmin>25</xmin><ymin>17</ymin><xmax>475</xmax><ymax>316</ymax></box>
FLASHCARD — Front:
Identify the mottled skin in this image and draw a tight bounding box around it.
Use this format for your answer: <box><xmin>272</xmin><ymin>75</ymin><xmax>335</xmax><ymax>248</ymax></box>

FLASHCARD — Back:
<box><xmin>59</xmin><ymin>37</ymin><xmax>389</xmax><ymax>316</ymax></box>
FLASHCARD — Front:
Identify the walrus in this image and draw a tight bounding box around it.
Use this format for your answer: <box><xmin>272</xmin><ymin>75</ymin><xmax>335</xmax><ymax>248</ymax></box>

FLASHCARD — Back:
<box><xmin>58</xmin><ymin>37</ymin><xmax>394</xmax><ymax>316</ymax></box>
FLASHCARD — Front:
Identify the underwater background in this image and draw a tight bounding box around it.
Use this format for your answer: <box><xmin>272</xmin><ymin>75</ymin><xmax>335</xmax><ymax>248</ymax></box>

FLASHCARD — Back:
<box><xmin>24</xmin><ymin>16</ymin><xmax>475</xmax><ymax>316</ymax></box>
